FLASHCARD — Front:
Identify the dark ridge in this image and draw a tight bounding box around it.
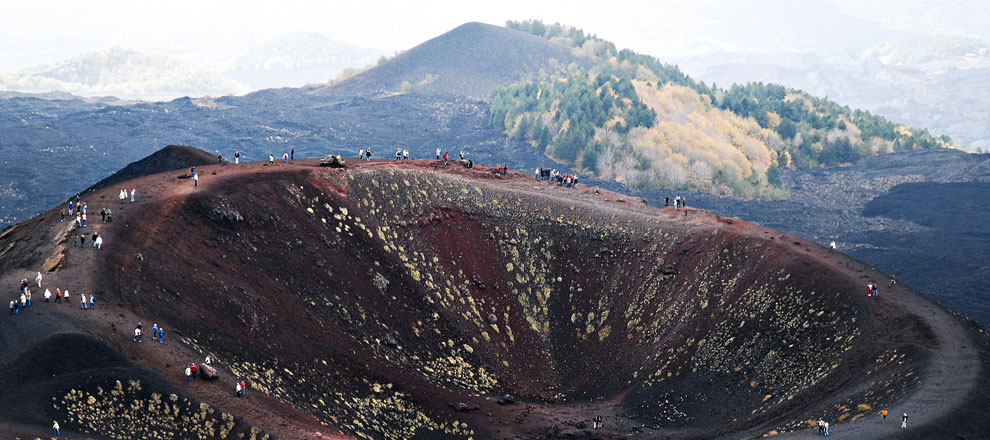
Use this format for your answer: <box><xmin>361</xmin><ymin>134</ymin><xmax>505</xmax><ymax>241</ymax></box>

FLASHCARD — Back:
<box><xmin>85</xmin><ymin>145</ymin><xmax>216</xmax><ymax>193</ymax></box>
<box><xmin>312</xmin><ymin>22</ymin><xmax>591</xmax><ymax>99</ymax></box>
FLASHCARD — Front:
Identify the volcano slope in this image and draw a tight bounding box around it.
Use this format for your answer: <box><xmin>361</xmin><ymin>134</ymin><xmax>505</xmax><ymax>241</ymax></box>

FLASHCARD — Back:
<box><xmin>2</xmin><ymin>158</ymin><xmax>990</xmax><ymax>439</ymax></box>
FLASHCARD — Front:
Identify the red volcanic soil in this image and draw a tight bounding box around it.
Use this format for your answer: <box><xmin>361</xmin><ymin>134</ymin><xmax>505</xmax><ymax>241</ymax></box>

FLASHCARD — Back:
<box><xmin>1</xmin><ymin>156</ymin><xmax>989</xmax><ymax>440</ymax></box>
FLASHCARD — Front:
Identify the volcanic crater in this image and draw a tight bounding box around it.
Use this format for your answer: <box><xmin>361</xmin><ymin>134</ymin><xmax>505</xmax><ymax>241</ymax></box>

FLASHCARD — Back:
<box><xmin>1</xmin><ymin>153</ymin><xmax>989</xmax><ymax>439</ymax></box>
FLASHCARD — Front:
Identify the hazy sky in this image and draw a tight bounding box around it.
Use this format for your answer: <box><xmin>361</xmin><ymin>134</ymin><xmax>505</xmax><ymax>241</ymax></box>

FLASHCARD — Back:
<box><xmin>1</xmin><ymin>0</ymin><xmax>986</xmax><ymax>72</ymax></box>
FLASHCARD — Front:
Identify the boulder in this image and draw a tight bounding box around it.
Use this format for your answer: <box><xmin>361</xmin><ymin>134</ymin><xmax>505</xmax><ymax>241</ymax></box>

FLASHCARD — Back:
<box><xmin>198</xmin><ymin>363</ymin><xmax>218</xmax><ymax>380</ymax></box>
<box><xmin>319</xmin><ymin>155</ymin><xmax>346</xmax><ymax>168</ymax></box>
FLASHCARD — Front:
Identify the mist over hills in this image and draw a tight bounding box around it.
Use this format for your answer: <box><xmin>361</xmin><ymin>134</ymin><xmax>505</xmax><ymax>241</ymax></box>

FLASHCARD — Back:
<box><xmin>0</xmin><ymin>48</ymin><xmax>251</xmax><ymax>101</ymax></box>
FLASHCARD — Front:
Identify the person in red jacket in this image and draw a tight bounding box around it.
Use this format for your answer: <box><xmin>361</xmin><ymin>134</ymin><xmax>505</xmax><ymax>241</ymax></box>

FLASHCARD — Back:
<box><xmin>190</xmin><ymin>363</ymin><xmax>198</xmax><ymax>379</ymax></box>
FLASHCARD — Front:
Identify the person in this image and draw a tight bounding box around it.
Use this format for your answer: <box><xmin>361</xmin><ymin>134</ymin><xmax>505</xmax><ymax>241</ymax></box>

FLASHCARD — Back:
<box><xmin>25</xmin><ymin>289</ymin><xmax>31</xmax><ymax>306</ymax></box>
<box><xmin>89</xmin><ymin>295</ymin><xmax>95</xmax><ymax>310</ymax></box>
<box><xmin>365</xmin><ymin>147</ymin><xmax>372</xmax><ymax>161</ymax></box>
<box><xmin>76</xmin><ymin>214</ymin><xmax>82</xmax><ymax>228</ymax></box>
<box><xmin>594</xmin><ymin>415</ymin><xmax>602</xmax><ymax>429</ymax></box>
<box><xmin>829</xmin><ymin>241</ymin><xmax>836</xmax><ymax>252</ymax></box>
<box><xmin>872</xmin><ymin>284</ymin><xmax>879</xmax><ymax>297</ymax></box>
<box><xmin>63</xmin><ymin>289</ymin><xmax>70</xmax><ymax>303</ymax></box>
<box><xmin>55</xmin><ymin>288</ymin><xmax>62</xmax><ymax>303</ymax></box>
<box><xmin>359</xmin><ymin>148</ymin><xmax>364</xmax><ymax>159</ymax></box>
<box><xmin>13</xmin><ymin>300</ymin><xmax>19</xmax><ymax>315</ymax></box>
<box><xmin>269</xmin><ymin>153</ymin><xmax>274</xmax><ymax>165</ymax></box>
<box><xmin>823</xmin><ymin>421</ymin><xmax>829</xmax><ymax>436</ymax></box>
<box><xmin>80</xmin><ymin>293</ymin><xmax>87</xmax><ymax>309</ymax></box>
<box><xmin>106</xmin><ymin>209</ymin><xmax>112</xmax><ymax>223</ymax></box>
<box><xmin>436</xmin><ymin>147</ymin><xmax>441</xmax><ymax>160</ymax></box>
<box><xmin>119</xmin><ymin>189</ymin><xmax>126</xmax><ymax>204</ymax></box>
<box><xmin>36</xmin><ymin>271</ymin><xmax>43</xmax><ymax>287</ymax></box>
<box><xmin>282</xmin><ymin>152</ymin><xmax>288</xmax><ymax>163</ymax></box>
<box><xmin>101</xmin><ymin>208</ymin><xmax>107</xmax><ymax>222</ymax></box>
<box><xmin>60</xmin><ymin>209</ymin><xmax>65</xmax><ymax>222</ymax></box>
<box><xmin>234</xmin><ymin>151</ymin><xmax>240</xmax><ymax>164</ymax></box>
<box><xmin>459</xmin><ymin>150</ymin><xmax>464</xmax><ymax>160</ymax></box>
<box><xmin>396</xmin><ymin>149</ymin><xmax>401</xmax><ymax>160</ymax></box>
<box><xmin>290</xmin><ymin>147</ymin><xmax>294</xmax><ymax>160</ymax></box>
<box><xmin>890</xmin><ymin>275</ymin><xmax>896</xmax><ymax>288</ymax></box>
<box><xmin>68</xmin><ymin>201</ymin><xmax>74</xmax><ymax>213</ymax></box>
<box><xmin>881</xmin><ymin>409</ymin><xmax>888</xmax><ymax>423</ymax></box>
<box><xmin>53</xmin><ymin>420</ymin><xmax>60</xmax><ymax>436</ymax></box>
<box><xmin>665</xmin><ymin>195</ymin><xmax>670</xmax><ymax>206</ymax></box>
<box><xmin>82</xmin><ymin>212</ymin><xmax>87</xmax><ymax>227</ymax></box>
<box><xmin>867</xmin><ymin>283</ymin><xmax>874</xmax><ymax>297</ymax></box>
<box><xmin>21</xmin><ymin>293</ymin><xmax>27</xmax><ymax>308</ymax></box>
<box><xmin>186</xmin><ymin>366</ymin><xmax>192</xmax><ymax>382</ymax></box>
<box><xmin>194</xmin><ymin>173</ymin><xmax>199</xmax><ymax>187</ymax></box>
<box><xmin>817</xmin><ymin>418</ymin><xmax>824</xmax><ymax>435</ymax></box>
<box><xmin>130</xmin><ymin>188</ymin><xmax>136</xmax><ymax>202</ymax></box>
<box><xmin>205</xmin><ymin>355</ymin><xmax>212</xmax><ymax>365</ymax></box>
<box><xmin>190</xmin><ymin>363</ymin><xmax>198</xmax><ymax>379</ymax></box>
<box><xmin>595</xmin><ymin>184</ymin><xmax>600</xmax><ymax>195</ymax></box>
<box><xmin>240</xmin><ymin>381</ymin><xmax>247</xmax><ymax>396</ymax></box>
<box><xmin>44</xmin><ymin>288</ymin><xmax>51</xmax><ymax>303</ymax></box>
<box><xmin>403</xmin><ymin>149</ymin><xmax>409</xmax><ymax>160</ymax></box>
<box><xmin>152</xmin><ymin>324</ymin><xmax>159</xmax><ymax>340</ymax></box>
<box><xmin>236</xmin><ymin>381</ymin><xmax>243</xmax><ymax>397</ymax></box>
<box><xmin>9</xmin><ymin>300</ymin><xmax>14</xmax><ymax>315</ymax></box>
<box><xmin>443</xmin><ymin>151</ymin><xmax>448</xmax><ymax>165</ymax></box>
<box><xmin>901</xmin><ymin>412</ymin><xmax>908</xmax><ymax>429</ymax></box>
<box><xmin>134</xmin><ymin>326</ymin><xmax>142</xmax><ymax>342</ymax></box>
<box><xmin>684</xmin><ymin>206</ymin><xmax>689</xmax><ymax>216</ymax></box>
<box><xmin>80</xmin><ymin>234</ymin><xmax>86</xmax><ymax>248</ymax></box>
<box><xmin>95</xmin><ymin>234</ymin><xmax>103</xmax><ymax>250</ymax></box>
<box><xmin>158</xmin><ymin>326</ymin><xmax>164</xmax><ymax>343</ymax></box>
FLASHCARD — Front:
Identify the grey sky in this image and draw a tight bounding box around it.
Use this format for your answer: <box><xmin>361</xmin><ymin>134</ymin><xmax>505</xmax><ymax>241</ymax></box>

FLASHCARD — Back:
<box><xmin>2</xmin><ymin>0</ymin><xmax>983</xmax><ymax>73</ymax></box>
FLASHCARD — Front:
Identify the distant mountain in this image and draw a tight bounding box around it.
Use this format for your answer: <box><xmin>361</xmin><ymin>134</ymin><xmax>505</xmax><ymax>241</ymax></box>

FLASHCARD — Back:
<box><xmin>223</xmin><ymin>32</ymin><xmax>384</xmax><ymax>90</ymax></box>
<box><xmin>0</xmin><ymin>48</ymin><xmax>250</xmax><ymax>101</ymax></box>
<box><xmin>313</xmin><ymin>22</ymin><xmax>591</xmax><ymax>99</ymax></box>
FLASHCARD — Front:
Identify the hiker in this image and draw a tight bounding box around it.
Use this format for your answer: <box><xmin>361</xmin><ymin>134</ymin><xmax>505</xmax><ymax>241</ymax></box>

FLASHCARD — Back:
<box><xmin>44</xmin><ymin>288</ymin><xmax>51</xmax><ymax>303</ymax></box>
<box><xmin>152</xmin><ymin>324</ymin><xmax>159</xmax><ymax>340</ymax></box>
<box><xmin>80</xmin><ymin>234</ymin><xmax>85</xmax><ymax>248</ymax></box>
<box><xmin>106</xmin><ymin>209</ymin><xmax>112</xmax><ymax>222</ymax></box>
<box><xmin>89</xmin><ymin>295</ymin><xmax>95</xmax><ymax>310</ymax></box>
<box><xmin>76</xmin><ymin>214</ymin><xmax>82</xmax><ymax>228</ymax></box>
<box><xmin>817</xmin><ymin>418</ymin><xmax>824</xmax><ymax>435</ymax></box>
<box><xmin>823</xmin><ymin>421</ymin><xmax>829</xmax><ymax>436</ymax></box>
<box><xmin>269</xmin><ymin>153</ymin><xmax>274</xmax><ymax>165</ymax></box>
<box><xmin>359</xmin><ymin>148</ymin><xmax>364</xmax><ymax>159</ymax></box>
<box><xmin>443</xmin><ymin>151</ymin><xmax>448</xmax><ymax>165</ymax></box>
<box><xmin>593</xmin><ymin>415</ymin><xmax>602</xmax><ymax>429</ymax></box>
<box><xmin>60</xmin><ymin>209</ymin><xmax>65</xmax><ymax>222</ymax></box>
<box><xmin>63</xmin><ymin>289</ymin><xmax>70</xmax><ymax>303</ymax></box>
<box><xmin>82</xmin><ymin>212</ymin><xmax>87</xmax><ymax>227</ymax></box>
<box><xmin>80</xmin><ymin>293</ymin><xmax>87</xmax><ymax>309</ymax></box>
<box><xmin>665</xmin><ymin>195</ymin><xmax>670</xmax><ymax>206</ymax></box>
<box><xmin>234</xmin><ymin>151</ymin><xmax>240</xmax><ymax>164</ymax></box>
<box><xmin>684</xmin><ymin>206</ymin><xmax>689</xmax><ymax>216</ymax></box>
<box><xmin>119</xmin><ymin>189</ymin><xmax>126</xmax><ymax>203</ymax></box>
<box><xmin>829</xmin><ymin>241</ymin><xmax>836</xmax><ymax>252</ymax></box>
<box><xmin>459</xmin><ymin>150</ymin><xmax>464</xmax><ymax>160</ymax></box>
<box><xmin>95</xmin><ymin>234</ymin><xmax>103</xmax><ymax>249</ymax></box>
<box><xmin>8</xmin><ymin>300</ymin><xmax>13</xmax><ymax>315</ymax></box>
<box><xmin>134</xmin><ymin>326</ymin><xmax>142</xmax><ymax>342</ymax></box>
<box><xmin>55</xmin><ymin>288</ymin><xmax>62</xmax><ymax>303</ymax></box>
<box><xmin>881</xmin><ymin>409</ymin><xmax>888</xmax><ymax>423</ymax></box>
<box><xmin>13</xmin><ymin>300</ymin><xmax>19</xmax><ymax>315</ymax></box>
<box><xmin>101</xmin><ymin>208</ymin><xmax>107</xmax><ymax>222</ymax></box>
<box><xmin>53</xmin><ymin>420</ymin><xmax>60</xmax><ymax>436</ymax></box>
<box><xmin>68</xmin><ymin>201</ymin><xmax>74</xmax><ymax>213</ymax></box>
<box><xmin>240</xmin><ymin>381</ymin><xmax>247</xmax><ymax>396</ymax></box>
<box><xmin>890</xmin><ymin>275</ymin><xmax>896</xmax><ymax>288</ymax></box>
<box><xmin>186</xmin><ymin>366</ymin><xmax>192</xmax><ymax>382</ymax></box>
<box><xmin>282</xmin><ymin>152</ymin><xmax>288</xmax><ymax>163</ymax></box>
<box><xmin>36</xmin><ymin>271</ymin><xmax>43</xmax><ymax>287</ymax></box>
<box><xmin>396</xmin><ymin>149</ymin><xmax>401</xmax><ymax>160</ymax></box>
<box><xmin>436</xmin><ymin>147</ymin><xmax>441</xmax><ymax>160</ymax></box>
<box><xmin>25</xmin><ymin>289</ymin><xmax>31</xmax><ymax>306</ymax></box>
<box><xmin>867</xmin><ymin>283</ymin><xmax>874</xmax><ymax>297</ymax></box>
<box><xmin>595</xmin><ymin>184</ymin><xmax>600</xmax><ymax>194</ymax></box>
<box><xmin>158</xmin><ymin>326</ymin><xmax>164</xmax><ymax>343</ymax></box>
<box><xmin>872</xmin><ymin>284</ymin><xmax>879</xmax><ymax>297</ymax></box>
<box><xmin>236</xmin><ymin>382</ymin><xmax>243</xmax><ymax>397</ymax></box>
<box><xmin>194</xmin><ymin>173</ymin><xmax>199</xmax><ymax>187</ymax></box>
<box><xmin>403</xmin><ymin>149</ymin><xmax>409</xmax><ymax>160</ymax></box>
<box><xmin>290</xmin><ymin>147</ymin><xmax>294</xmax><ymax>160</ymax></box>
<box><xmin>365</xmin><ymin>148</ymin><xmax>372</xmax><ymax>161</ymax></box>
<box><xmin>901</xmin><ymin>412</ymin><xmax>908</xmax><ymax>428</ymax></box>
<box><xmin>190</xmin><ymin>363</ymin><xmax>198</xmax><ymax>379</ymax></box>
<box><xmin>205</xmin><ymin>355</ymin><xmax>212</xmax><ymax>365</ymax></box>
<box><xmin>130</xmin><ymin>188</ymin><xmax>135</xmax><ymax>202</ymax></box>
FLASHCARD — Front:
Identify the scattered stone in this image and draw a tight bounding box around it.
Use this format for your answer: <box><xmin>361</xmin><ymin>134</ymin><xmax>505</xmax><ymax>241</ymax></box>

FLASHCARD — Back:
<box><xmin>496</xmin><ymin>394</ymin><xmax>515</xmax><ymax>405</ymax></box>
<box><xmin>487</xmin><ymin>314</ymin><xmax>498</xmax><ymax>324</ymax></box>
<box><xmin>198</xmin><ymin>364</ymin><xmax>218</xmax><ymax>380</ymax></box>
<box><xmin>319</xmin><ymin>154</ymin><xmax>346</xmax><ymax>168</ymax></box>
<box><xmin>382</xmin><ymin>334</ymin><xmax>398</xmax><ymax>347</ymax></box>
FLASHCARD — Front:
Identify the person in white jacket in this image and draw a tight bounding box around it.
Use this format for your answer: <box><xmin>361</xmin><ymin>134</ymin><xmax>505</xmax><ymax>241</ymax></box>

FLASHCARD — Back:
<box><xmin>36</xmin><ymin>271</ymin><xmax>43</xmax><ymax>287</ymax></box>
<box><xmin>44</xmin><ymin>288</ymin><xmax>51</xmax><ymax>303</ymax></box>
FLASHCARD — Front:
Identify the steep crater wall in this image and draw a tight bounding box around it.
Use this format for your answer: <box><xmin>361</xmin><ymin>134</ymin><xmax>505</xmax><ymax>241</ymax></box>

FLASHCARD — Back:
<box><xmin>99</xmin><ymin>165</ymin><xmax>930</xmax><ymax>439</ymax></box>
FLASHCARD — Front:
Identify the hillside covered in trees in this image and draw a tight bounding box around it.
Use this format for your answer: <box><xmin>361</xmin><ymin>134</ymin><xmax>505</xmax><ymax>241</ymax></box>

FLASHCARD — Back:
<box><xmin>490</xmin><ymin>20</ymin><xmax>955</xmax><ymax>198</ymax></box>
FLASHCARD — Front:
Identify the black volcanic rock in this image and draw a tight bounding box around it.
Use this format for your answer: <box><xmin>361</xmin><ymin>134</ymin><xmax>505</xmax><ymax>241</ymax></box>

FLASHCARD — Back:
<box><xmin>312</xmin><ymin>22</ymin><xmax>591</xmax><ymax>99</ymax></box>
